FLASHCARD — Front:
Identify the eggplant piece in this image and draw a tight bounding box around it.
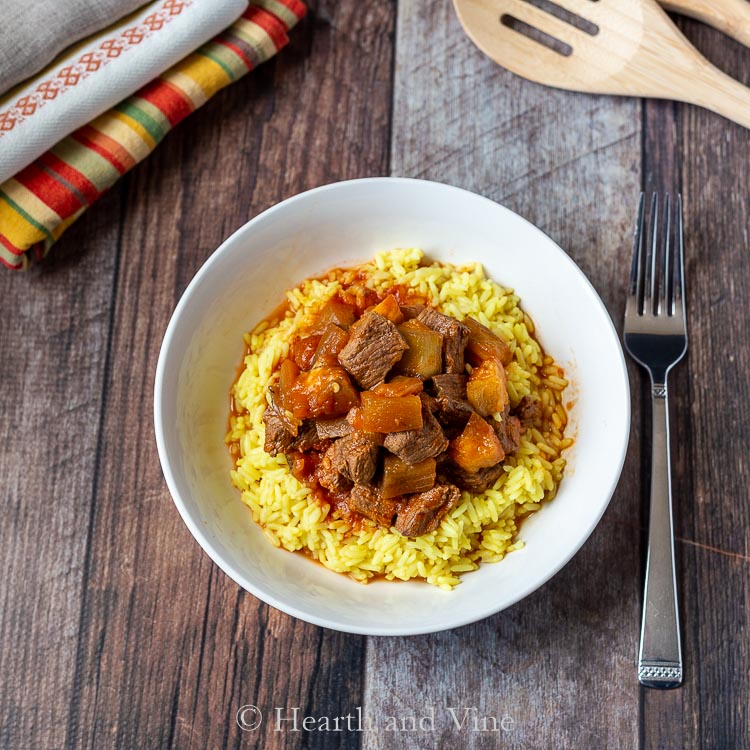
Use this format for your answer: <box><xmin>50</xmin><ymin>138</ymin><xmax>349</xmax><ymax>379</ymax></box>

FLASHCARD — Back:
<box><xmin>290</xmin><ymin>335</ymin><xmax>322</xmax><ymax>370</ymax></box>
<box><xmin>318</xmin><ymin>297</ymin><xmax>356</xmax><ymax>329</ymax></box>
<box><xmin>463</xmin><ymin>317</ymin><xmax>512</xmax><ymax>367</ymax></box>
<box><xmin>466</xmin><ymin>358</ymin><xmax>510</xmax><ymax>416</ymax></box>
<box><xmin>312</xmin><ymin>323</ymin><xmax>349</xmax><ymax>367</ymax></box>
<box><xmin>278</xmin><ymin>358</ymin><xmax>300</xmax><ymax>411</ymax></box>
<box><xmin>381</xmin><ymin>455</ymin><xmax>436</xmax><ymax>499</ymax></box>
<box><xmin>393</xmin><ymin>319</ymin><xmax>443</xmax><ymax>379</ymax></box>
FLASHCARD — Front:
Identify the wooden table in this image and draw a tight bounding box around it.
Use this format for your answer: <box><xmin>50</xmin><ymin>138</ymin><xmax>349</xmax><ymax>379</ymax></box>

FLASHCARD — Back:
<box><xmin>2</xmin><ymin>2</ymin><xmax>748</xmax><ymax>747</ymax></box>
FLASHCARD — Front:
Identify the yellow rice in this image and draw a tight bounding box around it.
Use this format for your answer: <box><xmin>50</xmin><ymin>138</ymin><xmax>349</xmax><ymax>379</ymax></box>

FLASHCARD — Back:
<box><xmin>226</xmin><ymin>248</ymin><xmax>571</xmax><ymax>590</ymax></box>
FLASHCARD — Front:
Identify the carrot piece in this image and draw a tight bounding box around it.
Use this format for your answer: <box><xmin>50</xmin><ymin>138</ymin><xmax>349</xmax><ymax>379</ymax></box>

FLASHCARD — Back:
<box><xmin>372</xmin><ymin>376</ymin><xmax>424</xmax><ymax>398</ymax></box>
<box><xmin>346</xmin><ymin>406</ymin><xmax>365</xmax><ymax>431</ymax></box>
<box><xmin>371</xmin><ymin>294</ymin><xmax>405</xmax><ymax>324</ymax></box>
<box><xmin>449</xmin><ymin>412</ymin><xmax>505</xmax><ymax>472</ymax></box>
<box><xmin>360</xmin><ymin>392</ymin><xmax>423</xmax><ymax>433</ymax></box>
<box><xmin>287</xmin><ymin>366</ymin><xmax>359</xmax><ymax>419</ymax></box>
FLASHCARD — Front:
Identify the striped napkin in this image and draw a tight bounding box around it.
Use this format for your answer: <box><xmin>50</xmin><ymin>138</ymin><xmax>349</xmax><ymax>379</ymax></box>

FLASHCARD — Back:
<box><xmin>0</xmin><ymin>0</ymin><xmax>305</xmax><ymax>270</ymax></box>
<box><xmin>0</xmin><ymin>0</ymin><xmax>249</xmax><ymax>183</ymax></box>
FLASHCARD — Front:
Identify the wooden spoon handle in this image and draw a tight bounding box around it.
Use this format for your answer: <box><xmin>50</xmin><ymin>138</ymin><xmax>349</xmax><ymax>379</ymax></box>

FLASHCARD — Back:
<box><xmin>686</xmin><ymin>59</ymin><xmax>750</xmax><ymax>128</ymax></box>
<box><xmin>661</xmin><ymin>0</ymin><xmax>750</xmax><ymax>47</ymax></box>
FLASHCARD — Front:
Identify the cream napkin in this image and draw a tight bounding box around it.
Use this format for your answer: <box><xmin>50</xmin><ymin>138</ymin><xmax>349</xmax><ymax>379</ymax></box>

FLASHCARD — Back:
<box><xmin>0</xmin><ymin>0</ymin><xmax>248</xmax><ymax>184</ymax></box>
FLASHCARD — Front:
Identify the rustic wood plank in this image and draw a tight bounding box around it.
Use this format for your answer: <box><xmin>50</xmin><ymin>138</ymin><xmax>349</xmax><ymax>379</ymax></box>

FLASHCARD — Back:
<box><xmin>641</xmin><ymin>17</ymin><xmax>750</xmax><ymax>750</ymax></box>
<box><xmin>0</xmin><ymin>187</ymin><xmax>124</xmax><ymax>749</ymax></box>
<box><xmin>61</xmin><ymin>2</ymin><xmax>395</xmax><ymax>748</ymax></box>
<box><xmin>3</xmin><ymin>2</ymin><xmax>749</xmax><ymax>748</ymax></box>
<box><xmin>364</xmin><ymin>2</ymin><xmax>643</xmax><ymax>747</ymax></box>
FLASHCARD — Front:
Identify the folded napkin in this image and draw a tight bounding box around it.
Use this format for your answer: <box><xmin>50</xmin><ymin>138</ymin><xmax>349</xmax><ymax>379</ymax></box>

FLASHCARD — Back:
<box><xmin>0</xmin><ymin>0</ymin><xmax>306</xmax><ymax>270</ymax></box>
<box><xmin>0</xmin><ymin>0</ymin><xmax>150</xmax><ymax>96</ymax></box>
<box><xmin>0</xmin><ymin>0</ymin><xmax>249</xmax><ymax>184</ymax></box>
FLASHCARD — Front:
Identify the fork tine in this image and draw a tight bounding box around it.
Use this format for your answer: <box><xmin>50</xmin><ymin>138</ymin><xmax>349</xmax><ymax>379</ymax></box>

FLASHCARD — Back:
<box><xmin>628</xmin><ymin>193</ymin><xmax>646</xmax><ymax>314</ymax></box>
<box><xmin>659</xmin><ymin>194</ymin><xmax>671</xmax><ymax>315</ymax></box>
<box><xmin>673</xmin><ymin>194</ymin><xmax>686</xmax><ymax>318</ymax></box>
<box><xmin>644</xmin><ymin>193</ymin><xmax>658</xmax><ymax>315</ymax></box>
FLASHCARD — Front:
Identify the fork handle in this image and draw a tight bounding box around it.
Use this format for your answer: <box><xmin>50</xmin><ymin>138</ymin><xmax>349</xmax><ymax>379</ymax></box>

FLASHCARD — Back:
<box><xmin>639</xmin><ymin>383</ymin><xmax>683</xmax><ymax>688</ymax></box>
<box><xmin>661</xmin><ymin>0</ymin><xmax>750</xmax><ymax>48</ymax></box>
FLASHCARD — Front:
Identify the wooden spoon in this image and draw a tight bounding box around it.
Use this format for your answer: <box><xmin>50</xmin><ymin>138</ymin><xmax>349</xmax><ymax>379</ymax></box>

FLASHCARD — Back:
<box><xmin>664</xmin><ymin>0</ymin><xmax>750</xmax><ymax>48</ymax></box>
<box><xmin>453</xmin><ymin>0</ymin><xmax>750</xmax><ymax>129</ymax></box>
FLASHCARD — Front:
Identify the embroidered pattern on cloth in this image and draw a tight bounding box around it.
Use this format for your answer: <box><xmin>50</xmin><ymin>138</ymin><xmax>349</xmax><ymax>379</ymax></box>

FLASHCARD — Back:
<box><xmin>0</xmin><ymin>0</ymin><xmax>192</xmax><ymax>135</ymax></box>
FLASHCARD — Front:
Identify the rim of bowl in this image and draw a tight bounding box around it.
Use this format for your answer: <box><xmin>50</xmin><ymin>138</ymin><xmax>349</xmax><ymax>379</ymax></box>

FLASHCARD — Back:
<box><xmin>154</xmin><ymin>177</ymin><xmax>631</xmax><ymax>635</ymax></box>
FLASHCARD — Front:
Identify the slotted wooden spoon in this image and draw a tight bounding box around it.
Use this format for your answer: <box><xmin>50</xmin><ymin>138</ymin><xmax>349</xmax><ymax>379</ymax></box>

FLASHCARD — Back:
<box><xmin>664</xmin><ymin>0</ymin><xmax>750</xmax><ymax>48</ymax></box>
<box><xmin>453</xmin><ymin>0</ymin><xmax>750</xmax><ymax>129</ymax></box>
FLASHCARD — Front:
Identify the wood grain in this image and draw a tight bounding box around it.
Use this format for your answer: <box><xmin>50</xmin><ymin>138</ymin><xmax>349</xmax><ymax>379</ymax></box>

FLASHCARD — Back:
<box><xmin>641</xmin><ymin>17</ymin><xmax>750</xmax><ymax>750</ymax></box>
<box><xmin>662</xmin><ymin>0</ymin><xmax>750</xmax><ymax>48</ymax></box>
<box><xmin>365</xmin><ymin>2</ymin><xmax>642</xmax><ymax>747</ymax></box>
<box><xmin>0</xmin><ymin>188</ymin><xmax>125</xmax><ymax>750</ymax></box>
<box><xmin>1</xmin><ymin>0</ymin><xmax>749</xmax><ymax>748</ymax></box>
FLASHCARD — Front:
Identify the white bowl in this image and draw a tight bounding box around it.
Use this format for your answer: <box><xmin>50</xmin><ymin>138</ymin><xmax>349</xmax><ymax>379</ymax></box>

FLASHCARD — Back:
<box><xmin>154</xmin><ymin>178</ymin><xmax>630</xmax><ymax>635</ymax></box>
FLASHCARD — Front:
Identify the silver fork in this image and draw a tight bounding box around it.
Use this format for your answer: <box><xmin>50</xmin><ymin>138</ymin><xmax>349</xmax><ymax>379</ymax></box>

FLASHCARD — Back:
<box><xmin>624</xmin><ymin>193</ymin><xmax>687</xmax><ymax>689</ymax></box>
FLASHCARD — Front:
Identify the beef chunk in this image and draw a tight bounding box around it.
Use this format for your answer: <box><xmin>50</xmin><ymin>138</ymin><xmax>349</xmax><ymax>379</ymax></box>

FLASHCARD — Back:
<box><xmin>419</xmin><ymin>391</ymin><xmax>439</xmax><ymax>414</ymax></box>
<box><xmin>400</xmin><ymin>303</ymin><xmax>425</xmax><ymax>320</ymax></box>
<box><xmin>316</xmin><ymin>416</ymin><xmax>354</xmax><ymax>440</ymax></box>
<box><xmin>328</xmin><ymin>432</ymin><xmax>380</xmax><ymax>484</ymax></box>
<box><xmin>291</xmin><ymin>420</ymin><xmax>320</xmax><ymax>452</ymax></box>
<box><xmin>337</xmin><ymin>311</ymin><xmax>408</xmax><ymax>389</ymax></box>
<box><xmin>383</xmin><ymin>401</ymin><xmax>448</xmax><ymax>464</ymax></box>
<box><xmin>438</xmin><ymin>455</ymin><xmax>504</xmax><ymax>493</ymax></box>
<box><xmin>263</xmin><ymin>405</ymin><xmax>294</xmax><ymax>456</ymax></box>
<box><xmin>262</xmin><ymin>394</ymin><xmax>300</xmax><ymax>456</ymax></box>
<box><xmin>346</xmin><ymin>484</ymin><xmax>399</xmax><ymax>527</ymax></box>
<box><xmin>432</xmin><ymin>373</ymin><xmax>473</xmax><ymax>426</ymax></box>
<box><xmin>417</xmin><ymin>308</ymin><xmax>470</xmax><ymax>374</ymax></box>
<box><xmin>316</xmin><ymin>448</ymin><xmax>353</xmax><ymax>494</ymax></box>
<box><xmin>394</xmin><ymin>484</ymin><xmax>461</xmax><ymax>536</ymax></box>
<box><xmin>493</xmin><ymin>414</ymin><xmax>521</xmax><ymax>456</ymax></box>
<box><xmin>263</xmin><ymin>395</ymin><xmax>321</xmax><ymax>456</ymax></box>
<box><xmin>515</xmin><ymin>395</ymin><xmax>543</xmax><ymax>424</ymax></box>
